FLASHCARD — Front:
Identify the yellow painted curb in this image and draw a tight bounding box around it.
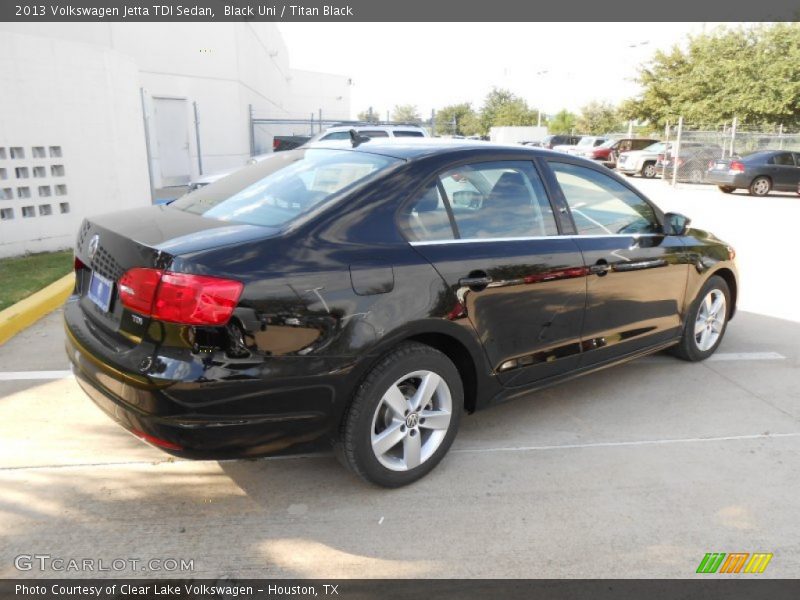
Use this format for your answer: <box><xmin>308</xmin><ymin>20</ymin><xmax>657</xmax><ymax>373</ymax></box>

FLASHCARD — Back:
<box><xmin>0</xmin><ymin>273</ymin><xmax>75</xmax><ymax>345</ymax></box>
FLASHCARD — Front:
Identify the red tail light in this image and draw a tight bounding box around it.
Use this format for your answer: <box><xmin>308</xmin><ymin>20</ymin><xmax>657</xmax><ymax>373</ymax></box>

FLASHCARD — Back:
<box><xmin>74</xmin><ymin>256</ymin><xmax>87</xmax><ymax>272</ymax></box>
<box><xmin>272</xmin><ymin>138</ymin><xmax>280</xmax><ymax>150</ymax></box>
<box><xmin>118</xmin><ymin>268</ymin><xmax>243</xmax><ymax>326</ymax></box>
<box><xmin>131</xmin><ymin>429</ymin><xmax>183</xmax><ymax>451</ymax></box>
<box><xmin>730</xmin><ymin>161</ymin><xmax>745</xmax><ymax>173</ymax></box>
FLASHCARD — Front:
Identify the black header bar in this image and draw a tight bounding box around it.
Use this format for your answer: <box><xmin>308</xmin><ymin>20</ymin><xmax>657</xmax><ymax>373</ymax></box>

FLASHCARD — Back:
<box><xmin>2</xmin><ymin>0</ymin><xmax>799</xmax><ymax>22</ymax></box>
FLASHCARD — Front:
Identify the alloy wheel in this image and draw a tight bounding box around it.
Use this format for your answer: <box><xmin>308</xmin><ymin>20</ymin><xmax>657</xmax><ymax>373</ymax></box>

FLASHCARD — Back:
<box><xmin>370</xmin><ymin>370</ymin><xmax>452</xmax><ymax>471</ymax></box>
<box><xmin>694</xmin><ymin>289</ymin><xmax>726</xmax><ymax>352</ymax></box>
<box><xmin>752</xmin><ymin>178</ymin><xmax>770</xmax><ymax>196</ymax></box>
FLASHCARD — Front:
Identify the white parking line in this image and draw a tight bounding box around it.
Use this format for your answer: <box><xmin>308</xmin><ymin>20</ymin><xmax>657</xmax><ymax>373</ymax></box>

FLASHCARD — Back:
<box><xmin>3</xmin><ymin>431</ymin><xmax>800</xmax><ymax>472</ymax></box>
<box><xmin>707</xmin><ymin>351</ymin><xmax>786</xmax><ymax>361</ymax></box>
<box><xmin>0</xmin><ymin>351</ymin><xmax>788</xmax><ymax>381</ymax></box>
<box><xmin>452</xmin><ymin>431</ymin><xmax>800</xmax><ymax>455</ymax></box>
<box><xmin>640</xmin><ymin>351</ymin><xmax>786</xmax><ymax>364</ymax></box>
<box><xmin>0</xmin><ymin>370</ymin><xmax>73</xmax><ymax>381</ymax></box>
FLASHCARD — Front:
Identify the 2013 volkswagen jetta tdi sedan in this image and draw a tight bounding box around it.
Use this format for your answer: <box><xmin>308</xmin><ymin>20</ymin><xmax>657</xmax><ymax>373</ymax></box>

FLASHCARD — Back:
<box><xmin>65</xmin><ymin>139</ymin><xmax>738</xmax><ymax>487</ymax></box>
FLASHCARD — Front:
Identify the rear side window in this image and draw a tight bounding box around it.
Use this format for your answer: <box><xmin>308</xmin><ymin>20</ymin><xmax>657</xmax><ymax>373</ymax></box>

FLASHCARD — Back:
<box><xmin>398</xmin><ymin>181</ymin><xmax>454</xmax><ymax>242</ymax></box>
<box><xmin>360</xmin><ymin>130</ymin><xmax>390</xmax><ymax>138</ymax></box>
<box><xmin>172</xmin><ymin>149</ymin><xmax>401</xmax><ymax>228</ymax></box>
<box><xmin>550</xmin><ymin>162</ymin><xmax>660</xmax><ymax>236</ymax></box>
<box><xmin>321</xmin><ymin>131</ymin><xmax>351</xmax><ymax>141</ymax></box>
<box><xmin>443</xmin><ymin>161</ymin><xmax>558</xmax><ymax>239</ymax></box>
<box><xmin>770</xmin><ymin>152</ymin><xmax>795</xmax><ymax>166</ymax></box>
<box><xmin>392</xmin><ymin>130</ymin><xmax>425</xmax><ymax>138</ymax></box>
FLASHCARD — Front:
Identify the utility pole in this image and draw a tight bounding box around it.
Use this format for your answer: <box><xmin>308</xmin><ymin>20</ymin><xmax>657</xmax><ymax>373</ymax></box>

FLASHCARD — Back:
<box><xmin>671</xmin><ymin>116</ymin><xmax>683</xmax><ymax>187</ymax></box>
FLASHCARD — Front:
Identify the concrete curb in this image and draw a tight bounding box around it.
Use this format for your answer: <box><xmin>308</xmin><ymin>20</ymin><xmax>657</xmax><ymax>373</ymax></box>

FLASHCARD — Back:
<box><xmin>0</xmin><ymin>273</ymin><xmax>74</xmax><ymax>345</ymax></box>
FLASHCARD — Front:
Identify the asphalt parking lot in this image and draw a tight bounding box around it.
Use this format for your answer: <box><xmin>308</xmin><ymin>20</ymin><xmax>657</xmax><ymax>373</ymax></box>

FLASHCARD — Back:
<box><xmin>1</xmin><ymin>178</ymin><xmax>798</xmax><ymax>579</ymax></box>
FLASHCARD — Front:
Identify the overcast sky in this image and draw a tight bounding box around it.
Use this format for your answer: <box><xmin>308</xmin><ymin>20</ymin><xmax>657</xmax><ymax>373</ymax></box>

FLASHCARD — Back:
<box><xmin>278</xmin><ymin>22</ymin><xmax>730</xmax><ymax>118</ymax></box>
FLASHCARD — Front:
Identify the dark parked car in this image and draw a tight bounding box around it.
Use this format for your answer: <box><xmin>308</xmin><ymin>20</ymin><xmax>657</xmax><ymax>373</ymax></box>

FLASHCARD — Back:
<box><xmin>66</xmin><ymin>139</ymin><xmax>738</xmax><ymax>487</ymax></box>
<box><xmin>706</xmin><ymin>150</ymin><xmax>800</xmax><ymax>196</ymax></box>
<box><xmin>659</xmin><ymin>145</ymin><xmax>724</xmax><ymax>183</ymax></box>
<box><xmin>541</xmin><ymin>134</ymin><xmax>582</xmax><ymax>149</ymax></box>
<box><xmin>272</xmin><ymin>135</ymin><xmax>311</xmax><ymax>152</ymax></box>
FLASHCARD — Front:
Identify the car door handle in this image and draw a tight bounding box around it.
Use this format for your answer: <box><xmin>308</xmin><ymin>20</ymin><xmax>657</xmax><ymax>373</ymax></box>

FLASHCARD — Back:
<box><xmin>458</xmin><ymin>276</ymin><xmax>493</xmax><ymax>288</ymax></box>
<box><xmin>613</xmin><ymin>259</ymin><xmax>668</xmax><ymax>272</ymax></box>
<box><xmin>589</xmin><ymin>263</ymin><xmax>610</xmax><ymax>276</ymax></box>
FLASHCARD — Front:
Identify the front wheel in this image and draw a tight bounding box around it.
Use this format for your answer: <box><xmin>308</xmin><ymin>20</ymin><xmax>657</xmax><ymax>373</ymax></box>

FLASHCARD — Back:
<box><xmin>336</xmin><ymin>342</ymin><xmax>463</xmax><ymax>487</ymax></box>
<box><xmin>671</xmin><ymin>275</ymin><xmax>731</xmax><ymax>362</ymax></box>
<box><xmin>641</xmin><ymin>162</ymin><xmax>657</xmax><ymax>179</ymax></box>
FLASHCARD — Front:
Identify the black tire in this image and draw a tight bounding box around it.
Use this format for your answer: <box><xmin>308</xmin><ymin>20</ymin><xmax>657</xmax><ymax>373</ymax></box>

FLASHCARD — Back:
<box><xmin>641</xmin><ymin>162</ymin><xmax>657</xmax><ymax>179</ymax></box>
<box><xmin>748</xmin><ymin>176</ymin><xmax>771</xmax><ymax>196</ymax></box>
<box><xmin>670</xmin><ymin>275</ymin><xmax>731</xmax><ymax>362</ymax></box>
<box><xmin>335</xmin><ymin>342</ymin><xmax>463</xmax><ymax>487</ymax></box>
<box><xmin>718</xmin><ymin>186</ymin><xmax>735</xmax><ymax>194</ymax></box>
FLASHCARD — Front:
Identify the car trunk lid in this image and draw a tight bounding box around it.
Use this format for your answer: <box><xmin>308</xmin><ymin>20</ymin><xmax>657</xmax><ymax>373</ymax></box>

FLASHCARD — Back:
<box><xmin>74</xmin><ymin>205</ymin><xmax>276</xmax><ymax>339</ymax></box>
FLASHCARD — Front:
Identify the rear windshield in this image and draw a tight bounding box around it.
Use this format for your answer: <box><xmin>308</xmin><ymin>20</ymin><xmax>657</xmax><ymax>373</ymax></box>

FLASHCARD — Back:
<box><xmin>171</xmin><ymin>149</ymin><xmax>401</xmax><ymax>228</ymax></box>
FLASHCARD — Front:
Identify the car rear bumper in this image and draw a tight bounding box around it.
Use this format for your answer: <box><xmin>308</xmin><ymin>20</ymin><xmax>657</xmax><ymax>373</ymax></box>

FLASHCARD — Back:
<box><xmin>64</xmin><ymin>297</ymin><xmax>350</xmax><ymax>458</ymax></box>
<box><xmin>616</xmin><ymin>166</ymin><xmax>638</xmax><ymax>175</ymax></box>
<box><xmin>705</xmin><ymin>172</ymin><xmax>750</xmax><ymax>187</ymax></box>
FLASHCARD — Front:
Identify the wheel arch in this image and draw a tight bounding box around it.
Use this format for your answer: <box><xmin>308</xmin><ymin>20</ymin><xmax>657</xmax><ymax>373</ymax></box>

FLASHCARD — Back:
<box><xmin>711</xmin><ymin>267</ymin><xmax>738</xmax><ymax>319</ymax></box>
<box><xmin>404</xmin><ymin>331</ymin><xmax>479</xmax><ymax>413</ymax></box>
<box><xmin>349</xmin><ymin>320</ymin><xmax>493</xmax><ymax>415</ymax></box>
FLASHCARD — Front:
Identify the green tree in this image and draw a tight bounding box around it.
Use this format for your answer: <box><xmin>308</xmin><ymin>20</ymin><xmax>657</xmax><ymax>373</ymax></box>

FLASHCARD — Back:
<box><xmin>548</xmin><ymin>109</ymin><xmax>577</xmax><ymax>134</ymax></box>
<box><xmin>576</xmin><ymin>101</ymin><xmax>624</xmax><ymax>134</ymax></box>
<box><xmin>434</xmin><ymin>103</ymin><xmax>481</xmax><ymax>136</ymax></box>
<box><xmin>478</xmin><ymin>87</ymin><xmax>541</xmax><ymax>133</ymax></box>
<box><xmin>391</xmin><ymin>104</ymin><xmax>422</xmax><ymax>124</ymax></box>
<box><xmin>356</xmin><ymin>107</ymin><xmax>381</xmax><ymax>123</ymax></box>
<box><xmin>624</xmin><ymin>23</ymin><xmax>800</xmax><ymax>128</ymax></box>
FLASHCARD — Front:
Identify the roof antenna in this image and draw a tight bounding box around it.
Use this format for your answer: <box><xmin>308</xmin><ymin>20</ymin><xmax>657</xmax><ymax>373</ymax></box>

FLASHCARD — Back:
<box><xmin>349</xmin><ymin>129</ymin><xmax>370</xmax><ymax>148</ymax></box>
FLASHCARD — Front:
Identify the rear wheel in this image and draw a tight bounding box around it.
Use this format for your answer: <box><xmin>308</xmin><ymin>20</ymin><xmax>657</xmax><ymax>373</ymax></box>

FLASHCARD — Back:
<box><xmin>336</xmin><ymin>342</ymin><xmax>463</xmax><ymax>487</ymax></box>
<box><xmin>671</xmin><ymin>275</ymin><xmax>731</xmax><ymax>362</ymax></box>
<box><xmin>641</xmin><ymin>162</ymin><xmax>657</xmax><ymax>179</ymax></box>
<box><xmin>749</xmin><ymin>176</ymin><xmax>771</xmax><ymax>196</ymax></box>
<box><xmin>718</xmin><ymin>186</ymin><xmax>735</xmax><ymax>194</ymax></box>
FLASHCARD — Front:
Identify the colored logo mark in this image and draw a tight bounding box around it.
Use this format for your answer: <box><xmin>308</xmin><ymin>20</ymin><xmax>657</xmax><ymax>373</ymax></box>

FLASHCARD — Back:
<box><xmin>696</xmin><ymin>552</ymin><xmax>773</xmax><ymax>574</ymax></box>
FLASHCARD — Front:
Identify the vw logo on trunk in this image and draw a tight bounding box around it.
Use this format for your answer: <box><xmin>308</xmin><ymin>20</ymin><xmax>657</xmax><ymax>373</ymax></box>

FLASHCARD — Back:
<box><xmin>88</xmin><ymin>234</ymin><xmax>100</xmax><ymax>260</ymax></box>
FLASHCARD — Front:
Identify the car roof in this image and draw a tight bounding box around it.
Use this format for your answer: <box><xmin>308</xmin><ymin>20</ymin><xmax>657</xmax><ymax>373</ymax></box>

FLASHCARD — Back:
<box><xmin>304</xmin><ymin>138</ymin><xmax>564</xmax><ymax>160</ymax></box>
<box><xmin>324</xmin><ymin>124</ymin><xmax>426</xmax><ymax>132</ymax></box>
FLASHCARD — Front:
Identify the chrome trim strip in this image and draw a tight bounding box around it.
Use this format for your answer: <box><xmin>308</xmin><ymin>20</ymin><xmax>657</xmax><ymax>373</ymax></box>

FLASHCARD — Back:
<box><xmin>409</xmin><ymin>233</ymin><xmax>663</xmax><ymax>246</ymax></box>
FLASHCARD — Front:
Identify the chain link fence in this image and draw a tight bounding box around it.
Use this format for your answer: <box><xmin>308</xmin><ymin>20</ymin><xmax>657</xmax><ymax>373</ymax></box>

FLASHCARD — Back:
<box><xmin>651</xmin><ymin>118</ymin><xmax>800</xmax><ymax>185</ymax></box>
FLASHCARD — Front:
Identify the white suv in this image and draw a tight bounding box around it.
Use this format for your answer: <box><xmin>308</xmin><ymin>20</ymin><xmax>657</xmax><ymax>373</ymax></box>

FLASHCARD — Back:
<box><xmin>310</xmin><ymin>124</ymin><xmax>429</xmax><ymax>142</ymax></box>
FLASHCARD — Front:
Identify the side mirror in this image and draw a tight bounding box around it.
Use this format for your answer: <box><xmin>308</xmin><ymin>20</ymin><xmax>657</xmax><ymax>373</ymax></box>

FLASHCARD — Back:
<box><xmin>665</xmin><ymin>212</ymin><xmax>691</xmax><ymax>236</ymax></box>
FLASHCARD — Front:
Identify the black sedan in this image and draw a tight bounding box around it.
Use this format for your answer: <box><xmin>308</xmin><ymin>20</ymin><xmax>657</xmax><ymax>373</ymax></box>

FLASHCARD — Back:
<box><xmin>65</xmin><ymin>139</ymin><xmax>738</xmax><ymax>487</ymax></box>
<box><xmin>707</xmin><ymin>150</ymin><xmax>800</xmax><ymax>196</ymax></box>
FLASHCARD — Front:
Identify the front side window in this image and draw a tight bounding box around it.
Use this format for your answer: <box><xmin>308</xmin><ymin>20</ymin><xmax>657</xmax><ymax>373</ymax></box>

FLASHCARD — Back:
<box><xmin>172</xmin><ymin>149</ymin><xmax>401</xmax><ymax>228</ymax></box>
<box><xmin>549</xmin><ymin>162</ymin><xmax>660</xmax><ymax>236</ymax></box>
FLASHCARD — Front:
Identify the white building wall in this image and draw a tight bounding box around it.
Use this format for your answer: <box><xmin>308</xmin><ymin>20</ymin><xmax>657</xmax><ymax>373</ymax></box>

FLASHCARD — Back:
<box><xmin>0</xmin><ymin>22</ymin><xmax>350</xmax><ymax>257</ymax></box>
<box><xmin>0</xmin><ymin>30</ymin><xmax>150</xmax><ymax>258</ymax></box>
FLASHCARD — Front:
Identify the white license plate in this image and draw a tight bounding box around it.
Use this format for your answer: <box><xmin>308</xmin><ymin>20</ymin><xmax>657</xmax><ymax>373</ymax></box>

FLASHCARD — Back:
<box><xmin>87</xmin><ymin>271</ymin><xmax>114</xmax><ymax>313</ymax></box>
